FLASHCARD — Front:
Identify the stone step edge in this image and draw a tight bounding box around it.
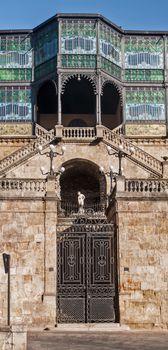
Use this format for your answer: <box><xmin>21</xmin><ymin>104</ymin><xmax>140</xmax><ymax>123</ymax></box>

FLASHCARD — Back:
<box><xmin>28</xmin><ymin>323</ymin><xmax>130</xmax><ymax>332</ymax></box>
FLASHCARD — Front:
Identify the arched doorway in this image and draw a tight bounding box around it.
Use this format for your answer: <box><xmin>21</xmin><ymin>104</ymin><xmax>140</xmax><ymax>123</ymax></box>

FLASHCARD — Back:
<box><xmin>101</xmin><ymin>82</ymin><xmax>122</xmax><ymax>129</ymax></box>
<box><xmin>60</xmin><ymin>159</ymin><xmax>106</xmax><ymax>214</ymax></box>
<box><xmin>62</xmin><ymin>76</ymin><xmax>96</xmax><ymax>127</ymax></box>
<box><xmin>57</xmin><ymin>160</ymin><xmax>118</xmax><ymax>323</ymax></box>
<box><xmin>37</xmin><ymin>80</ymin><xmax>58</xmax><ymax>130</ymax></box>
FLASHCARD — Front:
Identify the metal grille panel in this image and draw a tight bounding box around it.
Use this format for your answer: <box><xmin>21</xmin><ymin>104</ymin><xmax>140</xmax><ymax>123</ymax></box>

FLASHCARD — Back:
<box><xmin>58</xmin><ymin>297</ymin><xmax>85</xmax><ymax>323</ymax></box>
<box><xmin>57</xmin><ymin>215</ymin><xmax>116</xmax><ymax>323</ymax></box>
<box><xmin>89</xmin><ymin>298</ymin><xmax>115</xmax><ymax>322</ymax></box>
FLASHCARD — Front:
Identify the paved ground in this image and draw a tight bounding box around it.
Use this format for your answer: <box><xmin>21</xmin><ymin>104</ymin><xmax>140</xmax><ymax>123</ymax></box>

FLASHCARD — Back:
<box><xmin>28</xmin><ymin>331</ymin><xmax>168</xmax><ymax>350</ymax></box>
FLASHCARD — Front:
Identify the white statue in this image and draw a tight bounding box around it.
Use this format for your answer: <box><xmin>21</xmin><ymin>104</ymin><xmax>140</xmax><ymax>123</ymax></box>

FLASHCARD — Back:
<box><xmin>78</xmin><ymin>191</ymin><xmax>85</xmax><ymax>214</ymax></box>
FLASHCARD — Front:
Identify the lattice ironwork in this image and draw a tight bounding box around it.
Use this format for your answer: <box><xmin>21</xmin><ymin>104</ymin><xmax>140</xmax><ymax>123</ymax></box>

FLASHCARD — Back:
<box><xmin>61</xmin><ymin>19</ymin><xmax>96</xmax><ymax>55</ymax></box>
<box><xmin>0</xmin><ymin>34</ymin><xmax>32</xmax><ymax>69</ymax></box>
<box><xmin>125</xmin><ymin>36</ymin><xmax>164</xmax><ymax>69</ymax></box>
<box><xmin>0</xmin><ymin>86</ymin><xmax>32</xmax><ymax>121</ymax></box>
<box><xmin>126</xmin><ymin>87</ymin><xmax>165</xmax><ymax>122</ymax></box>
<box><xmin>57</xmin><ymin>215</ymin><xmax>116</xmax><ymax>323</ymax></box>
<box><xmin>99</xmin><ymin>22</ymin><xmax>122</xmax><ymax>67</ymax></box>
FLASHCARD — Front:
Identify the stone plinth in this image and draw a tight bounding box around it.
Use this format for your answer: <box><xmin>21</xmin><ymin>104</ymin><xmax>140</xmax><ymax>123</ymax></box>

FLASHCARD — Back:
<box><xmin>96</xmin><ymin>125</ymin><xmax>104</xmax><ymax>139</ymax></box>
<box><xmin>11</xmin><ymin>324</ymin><xmax>27</xmax><ymax>350</ymax></box>
<box><xmin>55</xmin><ymin>125</ymin><xmax>63</xmax><ymax>139</ymax></box>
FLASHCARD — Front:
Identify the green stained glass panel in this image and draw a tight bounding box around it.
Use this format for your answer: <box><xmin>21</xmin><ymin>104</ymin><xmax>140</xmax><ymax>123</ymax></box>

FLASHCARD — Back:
<box><xmin>126</xmin><ymin>88</ymin><xmax>165</xmax><ymax>121</ymax></box>
<box><xmin>125</xmin><ymin>69</ymin><xmax>163</xmax><ymax>81</ymax></box>
<box><xmin>99</xmin><ymin>22</ymin><xmax>122</xmax><ymax>67</ymax></box>
<box><xmin>101</xmin><ymin>57</ymin><xmax>121</xmax><ymax>79</ymax></box>
<box><xmin>61</xmin><ymin>20</ymin><xmax>96</xmax><ymax>54</ymax></box>
<box><xmin>62</xmin><ymin>54</ymin><xmax>96</xmax><ymax>68</ymax></box>
<box><xmin>0</xmin><ymin>35</ymin><xmax>32</xmax><ymax>68</ymax></box>
<box><xmin>0</xmin><ymin>86</ymin><xmax>32</xmax><ymax>121</ymax></box>
<box><xmin>0</xmin><ymin>69</ymin><xmax>32</xmax><ymax>81</ymax></box>
<box><xmin>125</xmin><ymin>36</ymin><xmax>163</xmax><ymax>69</ymax></box>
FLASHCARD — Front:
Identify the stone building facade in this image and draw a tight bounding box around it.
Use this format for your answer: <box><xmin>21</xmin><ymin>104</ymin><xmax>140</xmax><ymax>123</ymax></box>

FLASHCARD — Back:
<box><xmin>0</xmin><ymin>13</ymin><xmax>168</xmax><ymax>329</ymax></box>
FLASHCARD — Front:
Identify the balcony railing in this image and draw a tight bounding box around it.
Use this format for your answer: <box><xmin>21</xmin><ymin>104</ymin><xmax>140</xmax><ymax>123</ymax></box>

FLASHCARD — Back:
<box><xmin>62</xmin><ymin>127</ymin><xmax>96</xmax><ymax>139</ymax></box>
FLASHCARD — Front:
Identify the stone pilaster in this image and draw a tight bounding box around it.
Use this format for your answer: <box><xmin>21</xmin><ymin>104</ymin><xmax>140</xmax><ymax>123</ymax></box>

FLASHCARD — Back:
<box><xmin>55</xmin><ymin>124</ymin><xmax>63</xmax><ymax>139</ymax></box>
<box><xmin>11</xmin><ymin>325</ymin><xmax>27</xmax><ymax>350</ymax></box>
<box><xmin>115</xmin><ymin>175</ymin><xmax>125</xmax><ymax>192</ymax></box>
<box><xmin>43</xmin><ymin>175</ymin><xmax>58</xmax><ymax>325</ymax></box>
<box><xmin>162</xmin><ymin>160</ymin><xmax>168</xmax><ymax>178</ymax></box>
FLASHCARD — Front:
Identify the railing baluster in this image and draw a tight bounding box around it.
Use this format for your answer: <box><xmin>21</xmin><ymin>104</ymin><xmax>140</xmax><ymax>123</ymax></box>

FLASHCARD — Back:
<box><xmin>125</xmin><ymin>179</ymin><xmax>168</xmax><ymax>193</ymax></box>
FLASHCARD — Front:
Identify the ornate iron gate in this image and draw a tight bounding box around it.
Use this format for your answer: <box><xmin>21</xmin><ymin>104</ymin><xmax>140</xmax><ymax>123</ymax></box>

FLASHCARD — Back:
<box><xmin>57</xmin><ymin>215</ymin><xmax>116</xmax><ymax>323</ymax></box>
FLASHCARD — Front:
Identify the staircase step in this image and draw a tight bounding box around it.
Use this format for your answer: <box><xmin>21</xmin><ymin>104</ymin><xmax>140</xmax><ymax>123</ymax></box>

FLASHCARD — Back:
<box><xmin>0</xmin><ymin>124</ymin><xmax>55</xmax><ymax>176</ymax></box>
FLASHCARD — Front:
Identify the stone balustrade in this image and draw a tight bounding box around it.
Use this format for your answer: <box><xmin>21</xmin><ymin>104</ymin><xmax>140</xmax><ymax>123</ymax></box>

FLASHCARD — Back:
<box><xmin>0</xmin><ymin>125</ymin><xmax>55</xmax><ymax>176</ymax></box>
<box><xmin>102</xmin><ymin>127</ymin><xmax>162</xmax><ymax>177</ymax></box>
<box><xmin>125</xmin><ymin>178</ymin><xmax>168</xmax><ymax>193</ymax></box>
<box><xmin>62</xmin><ymin>127</ymin><xmax>96</xmax><ymax>139</ymax></box>
<box><xmin>0</xmin><ymin>124</ymin><xmax>164</xmax><ymax>178</ymax></box>
<box><xmin>112</xmin><ymin>124</ymin><xmax>125</xmax><ymax>135</ymax></box>
<box><xmin>0</xmin><ymin>178</ymin><xmax>46</xmax><ymax>193</ymax></box>
<box><xmin>35</xmin><ymin>123</ymin><xmax>55</xmax><ymax>140</ymax></box>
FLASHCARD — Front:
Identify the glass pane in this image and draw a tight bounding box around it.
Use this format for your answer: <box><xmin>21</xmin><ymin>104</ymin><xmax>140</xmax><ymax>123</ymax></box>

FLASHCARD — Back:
<box><xmin>126</xmin><ymin>88</ymin><xmax>165</xmax><ymax>121</ymax></box>
<box><xmin>0</xmin><ymin>86</ymin><xmax>32</xmax><ymax>121</ymax></box>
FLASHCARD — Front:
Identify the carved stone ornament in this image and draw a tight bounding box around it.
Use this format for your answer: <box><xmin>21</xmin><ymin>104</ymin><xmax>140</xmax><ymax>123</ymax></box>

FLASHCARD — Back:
<box><xmin>61</xmin><ymin>73</ymin><xmax>98</xmax><ymax>94</ymax></box>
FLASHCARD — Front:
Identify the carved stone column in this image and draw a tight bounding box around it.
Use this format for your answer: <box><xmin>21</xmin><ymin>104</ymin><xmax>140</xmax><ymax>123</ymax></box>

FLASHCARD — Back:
<box><xmin>97</xmin><ymin>73</ymin><xmax>102</xmax><ymax>125</ymax></box>
<box><xmin>58</xmin><ymin>73</ymin><xmax>62</xmax><ymax>125</ymax></box>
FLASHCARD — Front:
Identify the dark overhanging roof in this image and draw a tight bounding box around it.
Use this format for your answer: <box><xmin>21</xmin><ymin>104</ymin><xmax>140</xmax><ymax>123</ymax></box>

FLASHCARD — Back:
<box><xmin>0</xmin><ymin>29</ymin><xmax>32</xmax><ymax>35</ymax></box>
<box><xmin>1</xmin><ymin>13</ymin><xmax>168</xmax><ymax>36</ymax></box>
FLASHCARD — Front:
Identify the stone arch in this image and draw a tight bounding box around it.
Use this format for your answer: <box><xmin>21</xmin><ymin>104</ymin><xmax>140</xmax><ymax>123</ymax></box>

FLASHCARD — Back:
<box><xmin>36</xmin><ymin>80</ymin><xmax>58</xmax><ymax>130</ymax></box>
<box><xmin>101</xmin><ymin>79</ymin><xmax>123</xmax><ymax>105</ymax></box>
<box><xmin>61</xmin><ymin>75</ymin><xmax>97</xmax><ymax>127</ymax></box>
<box><xmin>60</xmin><ymin>158</ymin><xmax>106</xmax><ymax>212</ymax></box>
<box><xmin>61</xmin><ymin>73</ymin><xmax>97</xmax><ymax>95</ymax></box>
<box><xmin>101</xmin><ymin>79</ymin><xmax>123</xmax><ymax>129</ymax></box>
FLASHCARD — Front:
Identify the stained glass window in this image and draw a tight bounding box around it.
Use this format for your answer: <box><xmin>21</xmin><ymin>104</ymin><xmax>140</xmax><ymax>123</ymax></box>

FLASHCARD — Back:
<box><xmin>101</xmin><ymin>57</ymin><xmax>121</xmax><ymax>79</ymax></box>
<box><xmin>126</xmin><ymin>88</ymin><xmax>165</xmax><ymax>121</ymax></box>
<box><xmin>125</xmin><ymin>69</ymin><xmax>164</xmax><ymax>81</ymax></box>
<box><xmin>61</xmin><ymin>20</ymin><xmax>96</xmax><ymax>54</ymax></box>
<box><xmin>125</xmin><ymin>36</ymin><xmax>163</xmax><ymax>69</ymax></box>
<box><xmin>99</xmin><ymin>22</ymin><xmax>122</xmax><ymax>67</ymax></box>
<box><xmin>62</xmin><ymin>54</ymin><xmax>96</xmax><ymax>68</ymax></box>
<box><xmin>0</xmin><ymin>35</ymin><xmax>32</xmax><ymax>69</ymax></box>
<box><xmin>0</xmin><ymin>68</ymin><xmax>32</xmax><ymax>81</ymax></box>
<box><xmin>34</xmin><ymin>22</ymin><xmax>57</xmax><ymax>67</ymax></box>
<box><xmin>0</xmin><ymin>86</ymin><xmax>31</xmax><ymax>121</ymax></box>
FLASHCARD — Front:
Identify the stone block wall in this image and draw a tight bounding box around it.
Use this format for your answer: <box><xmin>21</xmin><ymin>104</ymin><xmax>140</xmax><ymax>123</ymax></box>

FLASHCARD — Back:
<box><xmin>108</xmin><ymin>192</ymin><xmax>168</xmax><ymax>329</ymax></box>
<box><xmin>0</xmin><ymin>197</ymin><xmax>57</xmax><ymax>326</ymax></box>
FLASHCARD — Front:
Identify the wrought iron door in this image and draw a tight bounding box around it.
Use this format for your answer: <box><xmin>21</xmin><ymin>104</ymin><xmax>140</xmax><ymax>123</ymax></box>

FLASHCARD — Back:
<box><xmin>57</xmin><ymin>216</ymin><xmax>116</xmax><ymax>323</ymax></box>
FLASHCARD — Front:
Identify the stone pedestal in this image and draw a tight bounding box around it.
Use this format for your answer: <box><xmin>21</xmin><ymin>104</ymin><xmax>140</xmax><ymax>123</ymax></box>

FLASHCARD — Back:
<box><xmin>96</xmin><ymin>125</ymin><xmax>104</xmax><ymax>139</ymax></box>
<box><xmin>115</xmin><ymin>175</ymin><xmax>125</xmax><ymax>192</ymax></box>
<box><xmin>55</xmin><ymin>125</ymin><xmax>63</xmax><ymax>139</ymax></box>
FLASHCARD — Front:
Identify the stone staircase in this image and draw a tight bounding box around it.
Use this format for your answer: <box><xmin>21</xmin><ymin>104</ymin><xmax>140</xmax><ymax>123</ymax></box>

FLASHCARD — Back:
<box><xmin>102</xmin><ymin>126</ymin><xmax>163</xmax><ymax>177</ymax></box>
<box><xmin>0</xmin><ymin>124</ymin><xmax>55</xmax><ymax>176</ymax></box>
<box><xmin>0</xmin><ymin>123</ymin><xmax>163</xmax><ymax>178</ymax></box>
